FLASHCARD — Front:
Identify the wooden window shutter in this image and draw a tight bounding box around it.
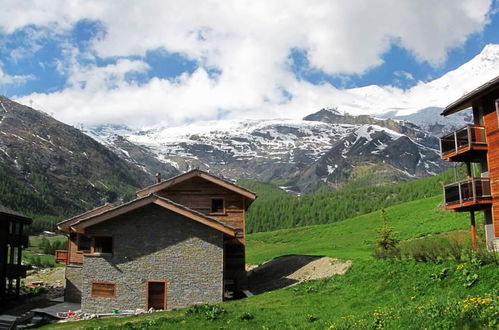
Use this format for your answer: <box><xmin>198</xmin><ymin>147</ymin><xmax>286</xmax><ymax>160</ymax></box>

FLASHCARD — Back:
<box><xmin>91</xmin><ymin>281</ymin><xmax>116</xmax><ymax>298</ymax></box>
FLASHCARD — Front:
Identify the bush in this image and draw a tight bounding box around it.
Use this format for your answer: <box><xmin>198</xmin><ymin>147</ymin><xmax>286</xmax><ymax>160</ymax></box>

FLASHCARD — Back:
<box><xmin>400</xmin><ymin>233</ymin><xmax>498</xmax><ymax>265</ymax></box>
<box><xmin>186</xmin><ymin>304</ymin><xmax>227</xmax><ymax>320</ymax></box>
<box><xmin>373</xmin><ymin>209</ymin><xmax>400</xmax><ymax>259</ymax></box>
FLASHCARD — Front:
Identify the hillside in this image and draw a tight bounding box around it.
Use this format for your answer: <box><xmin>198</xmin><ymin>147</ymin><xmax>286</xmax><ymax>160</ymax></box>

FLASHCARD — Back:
<box><xmin>43</xmin><ymin>195</ymin><xmax>497</xmax><ymax>330</ymax></box>
<box><xmin>0</xmin><ymin>96</ymin><xmax>169</xmax><ymax>232</ymax></box>
<box><xmin>241</xmin><ymin>167</ymin><xmax>466</xmax><ymax>233</ymax></box>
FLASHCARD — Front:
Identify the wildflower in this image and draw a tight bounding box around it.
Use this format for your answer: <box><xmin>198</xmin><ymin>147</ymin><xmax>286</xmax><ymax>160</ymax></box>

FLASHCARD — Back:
<box><xmin>456</xmin><ymin>264</ymin><xmax>465</xmax><ymax>271</ymax></box>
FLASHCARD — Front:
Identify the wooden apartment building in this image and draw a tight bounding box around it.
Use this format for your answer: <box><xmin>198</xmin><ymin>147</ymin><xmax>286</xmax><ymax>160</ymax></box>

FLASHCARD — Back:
<box><xmin>0</xmin><ymin>205</ymin><xmax>31</xmax><ymax>304</ymax></box>
<box><xmin>55</xmin><ymin>169</ymin><xmax>256</xmax><ymax>313</ymax></box>
<box><xmin>440</xmin><ymin>75</ymin><xmax>499</xmax><ymax>250</ymax></box>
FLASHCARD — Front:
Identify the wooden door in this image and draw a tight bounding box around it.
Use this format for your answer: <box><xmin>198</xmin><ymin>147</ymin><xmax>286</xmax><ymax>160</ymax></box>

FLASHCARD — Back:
<box><xmin>147</xmin><ymin>281</ymin><xmax>167</xmax><ymax>310</ymax></box>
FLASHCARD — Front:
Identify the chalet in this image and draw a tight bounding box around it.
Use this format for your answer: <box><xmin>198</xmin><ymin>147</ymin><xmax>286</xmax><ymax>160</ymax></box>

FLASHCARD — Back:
<box><xmin>0</xmin><ymin>205</ymin><xmax>31</xmax><ymax>304</ymax></box>
<box><xmin>55</xmin><ymin>169</ymin><xmax>256</xmax><ymax>314</ymax></box>
<box><xmin>440</xmin><ymin>75</ymin><xmax>499</xmax><ymax>250</ymax></box>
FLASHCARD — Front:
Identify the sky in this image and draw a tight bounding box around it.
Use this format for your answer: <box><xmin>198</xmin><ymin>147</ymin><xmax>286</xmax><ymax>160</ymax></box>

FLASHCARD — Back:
<box><xmin>0</xmin><ymin>0</ymin><xmax>498</xmax><ymax>129</ymax></box>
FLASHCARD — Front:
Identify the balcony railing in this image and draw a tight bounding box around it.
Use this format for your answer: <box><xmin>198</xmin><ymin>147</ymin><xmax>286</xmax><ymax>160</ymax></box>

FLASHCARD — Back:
<box><xmin>55</xmin><ymin>250</ymin><xmax>68</xmax><ymax>264</ymax></box>
<box><xmin>440</xmin><ymin>124</ymin><xmax>487</xmax><ymax>160</ymax></box>
<box><xmin>444</xmin><ymin>178</ymin><xmax>492</xmax><ymax>210</ymax></box>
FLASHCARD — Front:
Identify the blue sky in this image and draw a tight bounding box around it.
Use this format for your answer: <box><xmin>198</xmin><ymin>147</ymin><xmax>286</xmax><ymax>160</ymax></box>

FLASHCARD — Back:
<box><xmin>0</xmin><ymin>1</ymin><xmax>498</xmax><ymax>127</ymax></box>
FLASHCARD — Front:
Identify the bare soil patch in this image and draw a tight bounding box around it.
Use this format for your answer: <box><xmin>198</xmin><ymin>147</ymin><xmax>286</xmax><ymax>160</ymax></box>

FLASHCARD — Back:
<box><xmin>247</xmin><ymin>255</ymin><xmax>351</xmax><ymax>294</ymax></box>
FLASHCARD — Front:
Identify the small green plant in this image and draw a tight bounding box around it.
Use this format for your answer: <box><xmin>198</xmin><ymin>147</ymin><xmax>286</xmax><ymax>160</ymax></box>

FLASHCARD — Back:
<box><xmin>186</xmin><ymin>303</ymin><xmax>227</xmax><ymax>320</ymax></box>
<box><xmin>307</xmin><ymin>314</ymin><xmax>319</xmax><ymax>322</ymax></box>
<box><xmin>460</xmin><ymin>268</ymin><xmax>479</xmax><ymax>288</ymax></box>
<box><xmin>373</xmin><ymin>209</ymin><xmax>399</xmax><ymax>259</ymax></box>
<box><xmin>429</xmin><ymin>267</ymin><xmax>449</xmax><ymax>281</ymax></box>
<box><xmin>239</xmin><ymin>312</ymin><xmax>255</xmax><ymax>321</ymax></box>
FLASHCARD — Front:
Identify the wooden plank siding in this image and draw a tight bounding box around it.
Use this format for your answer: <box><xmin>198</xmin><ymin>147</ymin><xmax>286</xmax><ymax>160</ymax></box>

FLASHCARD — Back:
<box><xmin>481</xmin><ymin>99</ymin><xmax>499</xmax><ymax>237</ymax></box>
<box><xmin>156</xmin><ymin>176</ymin><xmax>246</xmax><ymax>243</ymax></box>
<box><xmin>67</xmin><ymin>234</ymin><xmax>84</xmax><ymax>265</ymax></box>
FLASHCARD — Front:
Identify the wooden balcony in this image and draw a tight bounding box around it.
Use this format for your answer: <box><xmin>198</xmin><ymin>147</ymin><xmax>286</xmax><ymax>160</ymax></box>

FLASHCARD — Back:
<box><xmin>7</xmin><ymin>234</ymin><xmax>29</xmax><ymax>248</ymax></box>
<box><xmin>444</xmin><ymin>178</ymin><xmax>492</xmax><ymax>211</ymax></box>
<box><xmin>5</xmin><ymin>264</ymin><xmax>28</xmax><ymax>279</ymax></box>
<box><xmin>440</xmin><ymin>125</ymin><xmax>487</xmax><ymax>162</ymax></box>
<box><xmin>55</xmin><ymin>250</ymin><xmax>68</xmax><ymax>264</ymax></box>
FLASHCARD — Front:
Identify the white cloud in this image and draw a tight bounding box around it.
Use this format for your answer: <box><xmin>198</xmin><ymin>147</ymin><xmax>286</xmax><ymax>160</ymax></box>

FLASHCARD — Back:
<box><xmin>1</xmin><ymin>0</ymin><xmax>494</xmax><ymax>127</ymax></box>
<box><xmin>0</xmin><ymin>64</ymin><xmax>34</xmax><ymax>87</ymax></box>
<box><xmin>394</xmin><ymin>71</ymin><xmax>415</xmax><ymax>81</ymax></box>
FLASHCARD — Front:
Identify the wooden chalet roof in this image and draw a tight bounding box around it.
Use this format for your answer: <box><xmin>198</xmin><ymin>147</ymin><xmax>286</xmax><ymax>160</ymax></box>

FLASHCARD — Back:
<box><xmin>442</xmin><ymin>75</ymin><xmax>499</xmax><ymax>116</ymax></box>
<box><xmin>0</xmin><ymin>204</ymin><xmax>31</xmax><ymax>224</ymax></box>
<box><xmin>135</xmin><ymin>169</ymin><xmax>257</xmax><ymax>203</ymax></box>
<box><xmin>57</xmin><ymin>204</ymin><xmax>113</xmax><ymax>232</ymax></box>
<box><xmin>68</xmin><ymin>194</ymin><xmax>238</xmax><ymax>237</ymax></box>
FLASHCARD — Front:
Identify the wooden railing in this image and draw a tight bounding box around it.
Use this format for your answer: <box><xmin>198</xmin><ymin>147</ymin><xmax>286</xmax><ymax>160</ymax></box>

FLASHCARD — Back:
<box><xmin>55</xmin><ymin>250</ymin><xmax>68</xmax><ymax>264</ymax></box>
<box><xmin>444</xmin><ymin>178</ymin><xmax>492</xmax><ymax>207</ymax></box>
<box><xmin>440</xmin><ymin>124</ymin><xmax>487</xmax><ymax>157</ymax></box>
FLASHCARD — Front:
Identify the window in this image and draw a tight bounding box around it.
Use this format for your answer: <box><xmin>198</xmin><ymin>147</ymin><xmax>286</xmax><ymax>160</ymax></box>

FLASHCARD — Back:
<box><xmin>211</xmin><ymin>198</ymin><xmax>225</xmax><ymax>214</ymax></box>
<box><xmin>91</xmin><ymin>281</ymin><xmax>115</xmax><ymax>298</ymax></box>
<box><xmin>94</xmin><ymin>236</ymin><xmax>113</xmax><ymax>254</ymax></box>
<box><xmin>77</xmin><ymin>234</ymin><xmax>91</xmax><ymax>252</ymax></box>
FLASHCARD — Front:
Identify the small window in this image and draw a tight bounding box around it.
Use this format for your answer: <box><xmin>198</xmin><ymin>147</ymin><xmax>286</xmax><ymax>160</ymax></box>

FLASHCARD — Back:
<box><xmin>94</xmin><ymin>236</ymin><xmax>113</xmax><ymax>254</ymax></box>
<box><xmin>77</xmin><ymin>234</ymin><xmax>91</xmax><ymax>252</ymax></box>
<box><xmin>91</xmin><ymin>281</ymin><xmax>115</xmax><ymax>298</ymax></box>
<box><xmin>211</xmin><ymin>198</ymin><xmax>225</xmax><ymax>214</ymax></box>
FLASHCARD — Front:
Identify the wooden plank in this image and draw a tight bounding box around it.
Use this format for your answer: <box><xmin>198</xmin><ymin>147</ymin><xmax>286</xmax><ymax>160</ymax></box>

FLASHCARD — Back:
<box><xmin>91</xmin><ymin>281</ymin><xmax>116</xmax><ymax>298</ymax></box>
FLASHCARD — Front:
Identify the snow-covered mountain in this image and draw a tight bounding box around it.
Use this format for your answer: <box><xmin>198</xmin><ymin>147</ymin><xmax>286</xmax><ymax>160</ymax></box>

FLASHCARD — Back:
<box><xmin>327</xmin><ymin>44</ymin><xmax>499</xmax><ymax>117</ymax></box>
<box><xmin>88</xmin><ymin>45</ymin><xmax>499</xmax><ymax>192</ymax></box>
<box><xmin>88</xmin><ymin>108</ymin><xmax>449</xmax><ymax>192</ymax></box>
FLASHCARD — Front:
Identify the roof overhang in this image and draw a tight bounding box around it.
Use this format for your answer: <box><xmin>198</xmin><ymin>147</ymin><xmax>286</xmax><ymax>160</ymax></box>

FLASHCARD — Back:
<box><xmin>0</xmin><ymin>205</ymin><xmax>32</xmax><ymax>224</ymax></box>
<box><xmin>57</xmin><ymin>204</ymin><xmax>113</xmax><ymax>232</ymax></box>
<box><xmin>69</xmin><ymin>194</ymin><xmax>237</xmax><ymax>237</ymax></box>
<box><xmin>135</xmin><ymin>169</ymin><xmax>257</xmax><ymax>204</ymax></box>
<box><xmin>441</xmin><ymin>75</ymin><xmax>499</xmax><ymax>116</ymax></box>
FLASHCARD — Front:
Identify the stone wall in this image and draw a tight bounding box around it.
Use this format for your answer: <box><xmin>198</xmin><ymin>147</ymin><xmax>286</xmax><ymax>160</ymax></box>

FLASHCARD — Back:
<box><xmin>80</xmin><ymin>204</ymin><xmax>224</xmax><ymax>314</ymax></box>
<box><xmin>65</xmin><ymin>265</ymin><xmax>83</xmax><ymax>303</ymax></box>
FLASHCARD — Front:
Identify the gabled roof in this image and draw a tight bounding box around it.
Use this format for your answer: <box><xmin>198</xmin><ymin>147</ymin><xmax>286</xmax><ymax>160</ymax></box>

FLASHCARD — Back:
<box><xmin>57</xmin><ymin>204</ymin><xmax>113</xmax><ymax>231</ymax></box>
<box><xmin>135</xmin><ymin>169</ymin><xmax>257</xmax><ymax>202</ymax></box>
<box><xmin>69</xmin><ymin>194</ymin><xmax>238</xmax><ymax>237</ymax></box>
<box><xmin>0</xmin><ymin>204</ymin><xmax>31</xmax><ymax>224</ymax></box>
<box><xmin>441</xmin><ymin>75</ymin><xmax>499</xmax><ymax>116</ymax></box>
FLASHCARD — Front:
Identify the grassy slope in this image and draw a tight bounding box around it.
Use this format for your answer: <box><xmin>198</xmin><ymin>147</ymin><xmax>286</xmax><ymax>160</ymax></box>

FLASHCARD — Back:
<box><xmin>43</xmin><ymin>195</ymin><xmax>499</xmax><ymax>330</ymax></box>
<box><xmin>240</xmin><ymin>167</ymin><xmax>467</xmax><ymax>233</ymax></box>
<box><xmin>247</xmin><ymin>195</ymin><xmax>474</xmax><ymax>264</ymax></box>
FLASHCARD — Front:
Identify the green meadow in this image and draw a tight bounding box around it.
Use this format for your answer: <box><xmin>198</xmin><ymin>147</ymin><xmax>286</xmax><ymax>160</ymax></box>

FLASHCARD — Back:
<box><xmin>42</xmin><ymin>193</ymin><xmax>498</xmax><ymax>329</ymax></box>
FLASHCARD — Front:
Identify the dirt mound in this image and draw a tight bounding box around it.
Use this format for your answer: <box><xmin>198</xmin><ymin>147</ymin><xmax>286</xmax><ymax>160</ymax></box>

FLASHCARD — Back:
<box><xmin>247</xmin><ymin>255</ymin><xmax>351</xmax><ymax>294</ymax></box>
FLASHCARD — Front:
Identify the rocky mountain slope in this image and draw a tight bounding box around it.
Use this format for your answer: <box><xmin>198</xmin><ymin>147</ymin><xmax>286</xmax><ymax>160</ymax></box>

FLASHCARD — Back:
<box><xmin>89</xmin><ymin>108</ymin><xmax>450</xmax><ymax>193</ymax></box>
<box><xmin>0</xmin><ymin>96</ymin><xmax>167</xmax><ymax>217</ymax></box>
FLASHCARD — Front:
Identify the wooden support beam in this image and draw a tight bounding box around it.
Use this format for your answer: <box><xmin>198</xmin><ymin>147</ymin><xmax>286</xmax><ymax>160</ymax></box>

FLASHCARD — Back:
<box><xmin>470</xmin><ymin>211</ymin><xmax>477</xmax><ymax>251</ymax></box>
<box><xmin>16</xmin><ymin>224</ymin><xmax>23</xmax><ymax>296</ymax></box>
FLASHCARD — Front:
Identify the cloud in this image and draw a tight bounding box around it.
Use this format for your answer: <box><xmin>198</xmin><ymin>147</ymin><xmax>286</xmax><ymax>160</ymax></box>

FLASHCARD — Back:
<box><xmin>1</xmin><ymin>0</ymin><xmax>494</xmax><ymax>127</ymax></box>
<box><xmin>0</xmin><ymin>64</ymin><xmax>34</xmax><ymax>87</ymax></box>
<box><xmin>394</xmin><ymin>70</ymin><xmax>415</xmax><ymax>81</ymax></box>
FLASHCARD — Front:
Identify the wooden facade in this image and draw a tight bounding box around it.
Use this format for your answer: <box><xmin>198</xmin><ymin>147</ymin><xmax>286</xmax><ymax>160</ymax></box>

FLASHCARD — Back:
<box><xmin>0</xmin><ymin>205</ymin><xmax>31</xmax><ymax>304</ymax></box>
<box><xmin>440</xmin><ymin>75</ymin><xmax>499</xmax><ymax>250</ymax></box>
<box><xmin>57</xmin><ymin>169</ymin><xmax>256</xmax><ymax>302</ymax></box>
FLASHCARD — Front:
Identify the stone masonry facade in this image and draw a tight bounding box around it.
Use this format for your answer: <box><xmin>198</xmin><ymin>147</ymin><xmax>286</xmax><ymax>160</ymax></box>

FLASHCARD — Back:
<box><xmin>80</xmin><ymin>204</ymin><xmax>224</xmax><ymax>314</ymax></box>
<box><xmin>64</xmin><ymin>265</ymin><xmax>83</xmax><ymax>303</ymax></box>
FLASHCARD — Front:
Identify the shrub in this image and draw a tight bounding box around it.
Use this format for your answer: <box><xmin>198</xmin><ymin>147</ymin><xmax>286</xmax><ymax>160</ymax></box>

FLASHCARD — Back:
<box><xmin>400</xmin><ymin>232</ymin><xmax>499</xmax><ymax>265</ymax></box>
<box><xmin>186</xmin><ymin>304</ymin><xmax>227</xmax><ymax>320</ymax></box>
<box><xmin>239</xmin><ymin>312</ymin><xmax>255</xmax><ymax>321</ymax></box>
<box><xmin>373</xmin><ymin>209</ymin><xmax>400</xmax><ymax>259</ymax></box>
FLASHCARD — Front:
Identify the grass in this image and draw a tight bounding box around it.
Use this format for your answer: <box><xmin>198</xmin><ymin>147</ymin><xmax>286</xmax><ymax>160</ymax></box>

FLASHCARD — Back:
<box><xmin>23</xmin><ymin>235</ymin><xmax>67</xmax><ymax>267</ymax></box>
<box><xmin>41</xmin><ymin>195</ymin><xmax>497</xmax><ymax>329</ymax></box>
<box><xmin>247</xmin><ymin>195</ymin><xmax>473</xmax><ymax>264</ymax></box>
<box><xmin>44</xmin><ymin>261</ymin><xmax>498</xmax><ymax>329</ymax></box>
